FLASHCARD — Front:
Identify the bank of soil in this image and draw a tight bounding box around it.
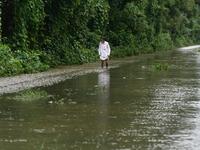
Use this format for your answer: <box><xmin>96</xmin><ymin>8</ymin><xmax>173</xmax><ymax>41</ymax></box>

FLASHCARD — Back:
<box><xmin>1</xmin><ymin>45</ymin><xmax>200</xmax><ymax>95</ymax></box>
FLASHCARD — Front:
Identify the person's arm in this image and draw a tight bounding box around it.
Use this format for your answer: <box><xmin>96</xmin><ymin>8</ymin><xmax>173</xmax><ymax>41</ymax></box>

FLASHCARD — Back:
<box><xmin>107</xmin><ymin>42</ymin><xmax>111</xmax><ymax>56</ymax></box>
<box><xmin>98</xmin><ymin>43</ymin><xmax>101</xmax><ymax>56</ymax></box>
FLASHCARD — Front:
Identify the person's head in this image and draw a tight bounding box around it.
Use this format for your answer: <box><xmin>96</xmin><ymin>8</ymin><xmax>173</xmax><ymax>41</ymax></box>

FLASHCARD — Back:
<box><xmin>101</xmin><ymin>37</ymin><xmax>105</xmax><ymax>43</ymax></box>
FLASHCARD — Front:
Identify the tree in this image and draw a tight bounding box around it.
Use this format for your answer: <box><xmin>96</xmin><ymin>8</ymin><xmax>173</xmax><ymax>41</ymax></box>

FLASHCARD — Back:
<box><xmin>0</xmin><ymin>0</ymin><xmax>200</xmax><ymax>75</ymax></box>
<box><xmin>0</xmin><ymin>1</ymin><xmax>1</xmax><ymax>43</ymax></box>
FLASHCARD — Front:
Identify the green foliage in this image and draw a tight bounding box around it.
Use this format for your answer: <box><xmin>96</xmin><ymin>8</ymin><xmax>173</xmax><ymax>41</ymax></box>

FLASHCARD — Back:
<box><xmin>41</xmin><ymin>0</ymin><xmax>109</xmax><ymax>66</ymax></box>
<box><xmin>0</xmin><ymin>44</ymin><xmax>49</xmax><ymax>76</ymax></box>
<box><xmin>154</xmin><ymin>33</ymin><xmax>174</xmax><ymax>51</ymax></box>
<box><xmin>48</xmin><ymin>88</ymin><xmax>77</xmax><ymax>104</ymax></box>
<box><xmin>0</xmin><ymin>0</ymin><xmax>200</xmax><ymax>76</ymax></box>
<box><xmin>152</xmin><ymin>63</ymin><xmax>169</xmax><ymax>71</ymax></box>
<box><xmin>0</xmin><ymin>44</ymin><xmax>23</xmax><ymax>76</ymax></box>
<box><xmin>10</xmin><ymin>0</ymin><xmax>45</xmax><ymax>50</ymax></box>
<box><xmin>14</xmin><ymin>50</ymin><xmax>49</xmax><ymax>73</ymax></box>
<box><xmin>111</xmin><ymin>44</ymin><xmax>139</xmax><ymax>59</ymax></box>
<box><xmin>0</xmin><ymin>1</ymin><xmax>1</xmax><ymax>43</ymax></box>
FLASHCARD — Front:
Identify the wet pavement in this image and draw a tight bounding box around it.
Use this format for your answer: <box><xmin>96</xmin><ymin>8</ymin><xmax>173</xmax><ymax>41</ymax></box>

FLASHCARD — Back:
<box><xmin>1</xmin><ymin>45</ymin><xmax>200</xmax><ymax>95</ymax></box>
<box><xmin>1</xmin><ymin>45</ymin><xmax>200</xmax><ymax>150</ymax></box>
<box><xmin>0</xmin><ymin>53</ymin><xmax>150</xmax><ymax>95</ymax></box>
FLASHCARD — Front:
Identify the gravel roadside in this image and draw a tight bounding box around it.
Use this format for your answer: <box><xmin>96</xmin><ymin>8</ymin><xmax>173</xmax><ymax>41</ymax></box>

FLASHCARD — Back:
<box><xmin>0</xmin><ymin>57</ymin><xmax>137</xmax><ymax>95</ymax></box>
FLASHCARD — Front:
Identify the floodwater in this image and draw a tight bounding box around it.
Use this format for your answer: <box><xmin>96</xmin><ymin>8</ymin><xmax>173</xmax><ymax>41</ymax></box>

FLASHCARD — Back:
<box><xmin>1</xmin><ymin>46</ymin><xmax>200</xmax><ymax>150</ymax></box>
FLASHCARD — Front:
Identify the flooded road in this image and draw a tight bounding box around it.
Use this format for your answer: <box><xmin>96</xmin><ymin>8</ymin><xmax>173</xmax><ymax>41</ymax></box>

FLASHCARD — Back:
<box><xmin>1</xmin><ymin>46</ymin><xmax>200</xmax><ymax>149</ymax></box>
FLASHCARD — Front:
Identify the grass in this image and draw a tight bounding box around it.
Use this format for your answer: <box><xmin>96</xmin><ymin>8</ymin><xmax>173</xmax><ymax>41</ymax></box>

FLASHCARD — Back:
<box><xmin>152</xmin><ymin>63</ymin><xmax>169</xmax><ymax>71</ymax></box>
<box><xmin>11</xmin><ymin>89</ymin><xmax>49</xmax><ymax>102</ymax></box>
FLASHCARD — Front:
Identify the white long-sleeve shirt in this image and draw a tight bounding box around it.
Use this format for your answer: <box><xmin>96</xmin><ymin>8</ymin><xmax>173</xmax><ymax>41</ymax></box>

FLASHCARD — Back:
<box><xmin>98</xmin><ymin>41</ymin><xmax>111</xmax><ymax>60</ymax></box>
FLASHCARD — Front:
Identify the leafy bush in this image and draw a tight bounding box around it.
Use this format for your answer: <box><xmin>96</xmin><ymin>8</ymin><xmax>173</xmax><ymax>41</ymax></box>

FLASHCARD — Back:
<box><xmin>0</xmin><ymin>44</ymin><xmax>49</xmax><ymax>76</ymax></box>
<box><xmin>0</xmin><ymin>1</ymin><xmax>1</xmax><ymax>43</ymax></box>
<box><xmin>155</xmin><ymin>33</ymin><xmax>174</xmax><ymax>51</ymax></box>
<box><xmin>175</xmin><ymin>35</ymin><xmax>194</xmax><ymax>47</ymax></box>
<box><xmin>81</xmin><ymin>48</ymin><xmax>99</xmax><ymax>63</ymax></box>
<box><xmin>0</xmin><ymin>44</ymin><xmax>23</xmax><ymax>76</ymax></box>
<box><xmin>14</xmin><ymin>50</ymin><xmax>49</xmax><ymax>73</ymax></box>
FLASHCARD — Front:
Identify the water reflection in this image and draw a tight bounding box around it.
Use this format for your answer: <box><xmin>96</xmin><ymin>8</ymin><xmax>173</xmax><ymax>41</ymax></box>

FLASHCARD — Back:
<box><xmin>98</xmin><ymin>70</ymin><xmax>110</xmax><ymax>98</ymax></box>
<box><xmin>2</xmin><ymin>48</ymin><xmax>200</xmax><ymax>149</ymax></box>
<box><xmin>97</xmin><ymin>70</ymin><xmax>110</xmax><ymax>134</ymax></box>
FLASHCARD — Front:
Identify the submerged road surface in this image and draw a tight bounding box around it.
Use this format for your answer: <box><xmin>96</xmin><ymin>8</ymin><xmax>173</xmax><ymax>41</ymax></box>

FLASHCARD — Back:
<box><xmin>0</xmin><ymin>45</ymin><xmax>200</xmax><ymax>95</ymax></box>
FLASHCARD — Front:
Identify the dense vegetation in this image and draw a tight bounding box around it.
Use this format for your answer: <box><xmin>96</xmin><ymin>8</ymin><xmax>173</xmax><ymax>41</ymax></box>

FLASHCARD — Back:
<box><xmin>0</xmin><ymin>0</ymin><xmax>200</xmax><ymax>76</ymax></box>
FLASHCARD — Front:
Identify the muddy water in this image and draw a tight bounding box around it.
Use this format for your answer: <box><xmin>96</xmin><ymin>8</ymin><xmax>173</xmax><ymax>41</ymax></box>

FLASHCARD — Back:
<box><xmin>1</xmin><ymin>47</ymin><xmax>200</xmax><ymax>150</ymax></box>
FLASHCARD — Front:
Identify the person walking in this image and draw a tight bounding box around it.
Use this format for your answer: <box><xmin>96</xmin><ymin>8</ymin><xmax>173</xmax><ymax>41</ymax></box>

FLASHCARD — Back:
<box><xmin>98</xmin><ymin>37</ymin><xmax>111</xmax><ymax>68</ymax></box>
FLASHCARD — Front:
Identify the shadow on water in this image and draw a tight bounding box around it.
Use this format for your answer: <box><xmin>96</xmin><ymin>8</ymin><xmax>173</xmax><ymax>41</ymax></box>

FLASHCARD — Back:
<box><xmin>1</xmin><ymin>48</ymin><xmax>200</xmax><ymax>149</ymax></box>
